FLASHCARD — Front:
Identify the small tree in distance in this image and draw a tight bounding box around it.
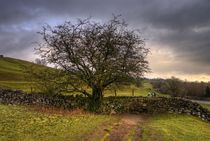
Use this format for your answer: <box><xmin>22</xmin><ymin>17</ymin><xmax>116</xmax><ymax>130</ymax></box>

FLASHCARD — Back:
<box><xmin>37</xmin><ymin>16</ymin><xmax>150</xmax><ymax>106</ymax></box>
<box><xmin>35</xmin><ymin>58</ymin><xmax>47</xmax><ymax>66</ymax></box>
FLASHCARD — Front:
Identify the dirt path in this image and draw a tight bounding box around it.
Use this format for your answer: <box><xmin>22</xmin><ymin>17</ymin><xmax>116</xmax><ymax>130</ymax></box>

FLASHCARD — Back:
<box><xmin>104</xmin><ymin>114</ymin><xmax>147</xmax><ymax>141</ymax></box>
<box><xmin>32</xmin><ymin>106</ymin><xmax>147</xmax><ymax>141</ymax></box>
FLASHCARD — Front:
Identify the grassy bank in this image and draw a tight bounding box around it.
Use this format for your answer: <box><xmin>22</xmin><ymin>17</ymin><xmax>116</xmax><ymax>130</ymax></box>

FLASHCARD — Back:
<box><xmin>0</xmin><ymin>104</ymin><xmax>116</xmax><ymax>141</ymax></box>
<box><xmin>142</xmin><ymin>114</ymin><xmax>210</xmax><ymax>141</ymax></box>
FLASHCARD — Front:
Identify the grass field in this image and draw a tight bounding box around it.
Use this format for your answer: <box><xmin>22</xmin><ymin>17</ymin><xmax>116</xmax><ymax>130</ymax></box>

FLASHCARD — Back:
<box><xmin>0</xmin><ymin>57</ymin><xmax>41</xmax><ymax>92</ymax></box>
<box><xmin>0</xmin><ymin>104</ymin><xmax>117</xmax><ymax>141</ymax></box>
<box><xmin>142</xmin><ymin>114</ymin><xmax>210</xmax><ymax>141</ymax></box>
<box><xmin>1</xmin><ymin>104</ymin><xmax>210</xmax><ymax>141</ymax></box>
<box><xmin>0</xmin><ymin>57</ymin><xmax>34</xmax><ymax>81</ymax></box>
<box><xmin>104</xmin><ymin>82</ymin><xmax>168</xmax><ymax>97</ymax></box>
<box><xmin>201</xmin><ymin>104</ymin><xmax>210</xmax><ymax>111</ymax></box>
<box><xmin>0</xmin><ymin>81</ymin><xmax>33</xmax><ymax>92</ymax></box>
<box><xmin>0</xmin><ymin>57</ymin><xmax>166</xmax><ymax>97</ymax></box>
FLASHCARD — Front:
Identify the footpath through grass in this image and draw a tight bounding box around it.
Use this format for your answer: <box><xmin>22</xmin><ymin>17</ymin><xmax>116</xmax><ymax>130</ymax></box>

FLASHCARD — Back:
<box><xmin>142</xmin><ymin>114</ymin><xmax>210</xmax><ymax>141</ymax></box>
<box><xmin>0</xmin><ymin>104</ymin><xmax>116</xmax><ymax>141</ymax></box>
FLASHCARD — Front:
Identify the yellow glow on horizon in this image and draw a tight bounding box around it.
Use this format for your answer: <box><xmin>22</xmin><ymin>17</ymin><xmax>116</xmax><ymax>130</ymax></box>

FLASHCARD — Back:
<box><xmin>145</xmin><ymin>73</ymin><xmax>210</xmax><ymax>82</ymax></box>
<box><xmin>146</xmin><ymin>44</ymin><xmax>210</xmax><ymax>82</ymax></box>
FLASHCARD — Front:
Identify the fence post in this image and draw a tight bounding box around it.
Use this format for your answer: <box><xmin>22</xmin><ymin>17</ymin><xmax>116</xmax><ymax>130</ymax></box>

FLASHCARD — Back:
<box><xmin>132</xmin><ymin>89</ymin><xmax>134</xmax><ymax>96</ymax></box>
<box><xmin>114</xmin><ymin>89</ymin><xmax>117</xmax><ymax>97</ymax></box>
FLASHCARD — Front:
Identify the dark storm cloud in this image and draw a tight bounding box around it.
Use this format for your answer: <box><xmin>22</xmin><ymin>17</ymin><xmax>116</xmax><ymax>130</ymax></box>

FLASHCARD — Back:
<box><xmin>0</xmin><ymin>28</ymin><xmax>38</xmax><ymax>54</ymax></box>
<box><xmin>126</xmin><ymin>0</ymin><xmax>210</xmax><ymax>75</ymax></box>
<box><xmin>139</xmin><ymin>0</ymin><xmax>210</xmax><ymax>30</ymax></box>
<box><xmin>0</xmin><ymin>0</ymin><xmax>210</xmax><ymax>77</ymax></box>
<box><xmin>0</xmin><ymin>0</ymin><xmax>135</xmax><ymax>25</ymax></box>
<box><xmin>153</xmin><ymin>27</ymin><xmax>210</xmax><ymax>65</ymax></box>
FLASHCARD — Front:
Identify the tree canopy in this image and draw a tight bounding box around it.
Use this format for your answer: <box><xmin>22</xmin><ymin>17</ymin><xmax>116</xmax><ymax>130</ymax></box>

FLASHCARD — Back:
<box><xmin>37</xmin><ymin>16</ymin><xmax>150</xmax><ymax>103</ymax></box>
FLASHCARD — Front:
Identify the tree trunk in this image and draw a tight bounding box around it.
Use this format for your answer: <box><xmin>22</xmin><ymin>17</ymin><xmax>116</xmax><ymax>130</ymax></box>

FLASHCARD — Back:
<box><xmin>89</xmin><ymin>85</ymin><xmax>103</xmax><ymax>111</ymax></box>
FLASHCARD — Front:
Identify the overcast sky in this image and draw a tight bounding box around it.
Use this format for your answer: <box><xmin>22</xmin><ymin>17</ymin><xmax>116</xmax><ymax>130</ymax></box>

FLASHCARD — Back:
<box><xmin>0</xmin><ymin>0</ymin><xmax>210</xmax><ymax>81</ymax></box>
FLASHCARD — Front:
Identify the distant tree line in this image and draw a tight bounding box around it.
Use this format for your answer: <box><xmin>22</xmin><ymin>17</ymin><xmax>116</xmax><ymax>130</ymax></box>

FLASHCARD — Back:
<box><xmin>151</xmin><ymin>77</ymin><xmax>210</xmax><ymax>99</ymax></box>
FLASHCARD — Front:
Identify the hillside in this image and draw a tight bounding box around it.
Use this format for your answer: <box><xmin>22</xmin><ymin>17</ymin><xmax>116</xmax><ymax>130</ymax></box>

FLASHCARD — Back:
<box><xmin>0</xmin><ymin>57</ymin><xmax>46</xmax><ymax>91</ymax></box>
<box><xmin>0</xmin><ymin>57</ymin><xmax>37</xmax><ymax>81</ymax></box>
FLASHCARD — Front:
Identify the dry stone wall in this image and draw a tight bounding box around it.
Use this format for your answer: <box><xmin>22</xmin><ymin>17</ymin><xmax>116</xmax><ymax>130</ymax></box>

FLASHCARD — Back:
<box><xmin>0</xmin><ymin>88</ymin><xmax>210</xmax><ymax>122</ymax></box>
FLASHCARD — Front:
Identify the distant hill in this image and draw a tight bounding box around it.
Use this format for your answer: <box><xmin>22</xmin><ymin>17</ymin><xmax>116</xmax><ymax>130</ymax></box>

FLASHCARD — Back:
<box><xmin>0</xmin><ymin>57</ymin><xmax>40</xmax><ymax>81</ymax></box>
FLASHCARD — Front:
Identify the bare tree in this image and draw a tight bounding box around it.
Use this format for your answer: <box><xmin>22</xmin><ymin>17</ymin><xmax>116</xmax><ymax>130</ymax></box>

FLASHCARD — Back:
<box><xmin>35</xmin><ymin>58</ymin><xmax>47</xmax><ymax>66</ymax></box>
<box><xmin>37</xmin><ymin>16</ymin><xmax>150</xmax><ymax>105</ymax></box>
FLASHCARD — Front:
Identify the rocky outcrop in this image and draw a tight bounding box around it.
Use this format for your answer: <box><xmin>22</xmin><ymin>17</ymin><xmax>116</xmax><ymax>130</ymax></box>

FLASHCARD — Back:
<box><xmin>0</xmin><ymin>88</ymin><xmax>210</xmax><ymax>122</ymax></box>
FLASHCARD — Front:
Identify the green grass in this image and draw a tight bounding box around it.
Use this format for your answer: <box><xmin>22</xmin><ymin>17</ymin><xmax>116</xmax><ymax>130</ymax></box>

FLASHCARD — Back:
<box><xmin>104</xmin><ymin>85</ymin><xmax>150</xmax><ymax>97</ymax></box>
<box><xmin>0</xmin><ymin>57</ymin><xmax>34</xmax><ymax>92</ymax></box>
<box><xmin>142</xmin><ymin>114</ymin><xmax>210</xmax><ymax>141</ymax></box>
<box><xmin>0</xmin><ymin>57</ymin><xmax>50</xmax><ymax>92</ymax></box>
<box><xmin>201</xmin><ymin>104</ymin><xmax>210</xmax><ymax>111</ymax></box>
<box><xmin>0</xmin><ymin>104</ymin><xmax>116</xmax><ymax>141</ymax></box>
<box><xmin>104</xmin><ymin>81</ymin><xmax>168</xmax><ymax>97</ymax></box>
<box><xmin>0</xmin><ymin>57</ymin><xmax>41</xmax><ymax>92</ymax></box>
<box><xmin>0</xmin><ymin>81</ymin><xmax>33</xmax><ymax>92</ymax></box>
<box><xmin>0</xmin><ymin>57</ymin><xmax>35</xmax><ymax>81</ymax></box>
